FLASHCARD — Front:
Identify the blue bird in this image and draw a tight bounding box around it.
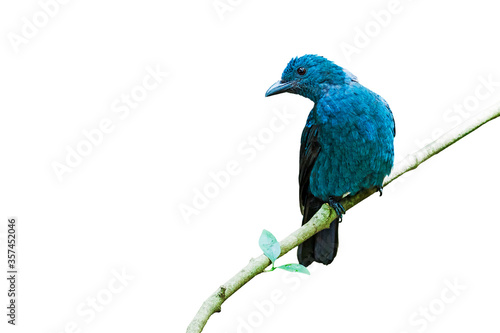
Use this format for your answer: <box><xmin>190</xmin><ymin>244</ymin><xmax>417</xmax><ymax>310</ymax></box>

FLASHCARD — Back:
<box><xmin>265</xmin><ymin>55</ymin><xmax>395</xmax><ymax>266</ymax></box>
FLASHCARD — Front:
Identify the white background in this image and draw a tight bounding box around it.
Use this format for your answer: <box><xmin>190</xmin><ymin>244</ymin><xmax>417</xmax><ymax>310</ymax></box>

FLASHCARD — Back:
<box><xmin>1</xmin><ymin>0</ymin><xmax>500</xmax><ymax>332</ymax></box>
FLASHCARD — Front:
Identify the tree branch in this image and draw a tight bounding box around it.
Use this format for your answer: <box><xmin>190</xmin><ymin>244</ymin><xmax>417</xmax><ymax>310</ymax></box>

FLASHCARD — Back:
<box><xmin>186</xmin><ymin>102</ymin><xmax>500</xmax><ymax>333</ymax></box>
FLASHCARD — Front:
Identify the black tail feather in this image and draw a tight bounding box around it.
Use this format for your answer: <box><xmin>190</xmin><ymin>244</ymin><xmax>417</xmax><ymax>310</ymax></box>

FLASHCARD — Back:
<box><xmin>314</xmin><ymin>217</ymin><xmax>339</xmax><ymax>265</ymax></box>
<box><xmin>298</xmin><ymin>196</ymin><xmax>340</xmax><ymax>266</ymax></box>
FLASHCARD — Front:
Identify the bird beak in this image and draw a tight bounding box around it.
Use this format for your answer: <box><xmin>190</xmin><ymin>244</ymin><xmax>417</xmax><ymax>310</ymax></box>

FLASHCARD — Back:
<box><xmin>265</xmin><ymin>80</ymin><xmax>293</xmax><ymax>97</ymax></box>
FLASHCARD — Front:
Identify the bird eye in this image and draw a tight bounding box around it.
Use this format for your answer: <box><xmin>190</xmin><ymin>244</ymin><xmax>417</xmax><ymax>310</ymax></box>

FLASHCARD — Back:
<box><xmin>297</xmin><ymin>67</ymin><xmax>306</xmax><ymax>75</ymax></box>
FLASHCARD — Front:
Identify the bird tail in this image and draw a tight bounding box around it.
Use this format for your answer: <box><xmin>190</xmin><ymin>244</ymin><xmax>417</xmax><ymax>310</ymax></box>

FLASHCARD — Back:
<box><xmin>313</xmin><ymin>217</ymin><xmax>339</xmax><ymax>265</ymax></box>
<box><xmin>297</xmin><ymin>197</ymin><xmax>340</xmax><ymax>266</ymax></box>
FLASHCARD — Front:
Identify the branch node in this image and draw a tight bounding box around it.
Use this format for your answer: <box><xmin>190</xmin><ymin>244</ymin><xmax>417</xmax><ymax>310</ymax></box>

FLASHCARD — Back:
<box><xmin>216</xmin><ymin>286</ymin><xmax>226</xmax><ymax>299</ymax></box>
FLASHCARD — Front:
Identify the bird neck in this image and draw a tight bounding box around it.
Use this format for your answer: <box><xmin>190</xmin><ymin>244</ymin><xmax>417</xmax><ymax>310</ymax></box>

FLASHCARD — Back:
<box><xmin>311</xmin><ymin>83</ymin><xmax>358</xmax><ymax>124</ymax></box>
<box><xmin>305</xmin><ymin>81</ymin><xmax>352</xmax><ymax>104</ymax></box>
<box><xmin>303</xmin><ymin>67</ymin><xmax>357</xmax><ymax>103</ymax></box>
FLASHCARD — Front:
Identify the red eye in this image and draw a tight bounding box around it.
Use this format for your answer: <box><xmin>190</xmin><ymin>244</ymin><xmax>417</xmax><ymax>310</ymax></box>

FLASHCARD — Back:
<box><xmin>297</xmin><ymin>67</ymin><xmax>306</xmax><ymax>75</ymax></box>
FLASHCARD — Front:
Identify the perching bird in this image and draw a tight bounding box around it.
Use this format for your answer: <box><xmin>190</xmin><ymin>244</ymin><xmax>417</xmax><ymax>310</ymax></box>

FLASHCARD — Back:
<box><xmin>265</xmin><ymin>55</ymin><xmax>395</xmax><ymax>266</ymax></box>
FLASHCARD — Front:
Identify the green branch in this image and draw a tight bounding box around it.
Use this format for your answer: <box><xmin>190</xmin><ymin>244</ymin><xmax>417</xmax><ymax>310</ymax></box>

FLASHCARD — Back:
<box><xmin>186</xmin><ymin>102</ymin><xmax>500</xmax><ymax>333</ymax></box>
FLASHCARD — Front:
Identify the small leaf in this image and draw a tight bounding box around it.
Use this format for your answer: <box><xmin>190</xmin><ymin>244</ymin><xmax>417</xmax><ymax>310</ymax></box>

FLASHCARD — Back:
<box><xmin>259</xmin><ymin>230</ymin><xmax>281</xmax><ymax>264</ymax></box>
<box><xmin>278</xmin><ymin>263</ymin><xmax>310</xmax><ymax>275</ymax></box>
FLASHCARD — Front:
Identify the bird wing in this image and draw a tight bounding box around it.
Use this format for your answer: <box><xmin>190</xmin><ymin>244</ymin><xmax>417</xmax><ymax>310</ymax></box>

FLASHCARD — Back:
<box><xmin>298</xmin><ymin>120</ymin><xmax>330</xmax><ymax>266</ymax></box>
<box><xmin>299</xmin><ymin>122</ymin><xmax>321</xmax><ymax>214</ymax></box>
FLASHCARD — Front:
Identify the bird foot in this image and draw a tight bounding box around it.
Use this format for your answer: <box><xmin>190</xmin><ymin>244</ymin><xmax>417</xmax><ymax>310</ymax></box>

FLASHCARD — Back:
<box><xmin>377</xmin><ymin>186</ymin><xmax>383</xmax><ymax>197</ymax></box>
<box><xmin>328</xmin><ymin>197</ymin><xmax>346</xmax><ymax>222</ymax></box>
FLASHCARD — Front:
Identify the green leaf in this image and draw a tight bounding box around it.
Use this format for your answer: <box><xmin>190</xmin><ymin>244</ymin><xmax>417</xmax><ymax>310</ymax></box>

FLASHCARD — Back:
<box><xmin>277</xmin><ymin>263</ymin><xmax>310</xmax><ymax>275</ymax></box>
<box><xmin>259</xmin><ymin>230</ymin><xmax>281</xmax><ymax>264</ymax></box>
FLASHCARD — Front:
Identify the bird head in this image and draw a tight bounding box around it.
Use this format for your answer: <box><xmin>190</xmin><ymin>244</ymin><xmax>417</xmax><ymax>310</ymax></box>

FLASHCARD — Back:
<box><xmin>265</xmin><ymin>54</ymin><xmax>356</xmax><ymax>102</ymax></box>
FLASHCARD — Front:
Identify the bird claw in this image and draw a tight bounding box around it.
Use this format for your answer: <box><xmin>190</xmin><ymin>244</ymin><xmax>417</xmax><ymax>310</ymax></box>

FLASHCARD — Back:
<box><xmin>328</xmin><ymin>197</ymin><xmax>346</xmax><ymax>222</ymax></box>
<box><xmin>377</xmin><ymin>186</ymin><xmax>383</xmax><ymax>197</ymax></box>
